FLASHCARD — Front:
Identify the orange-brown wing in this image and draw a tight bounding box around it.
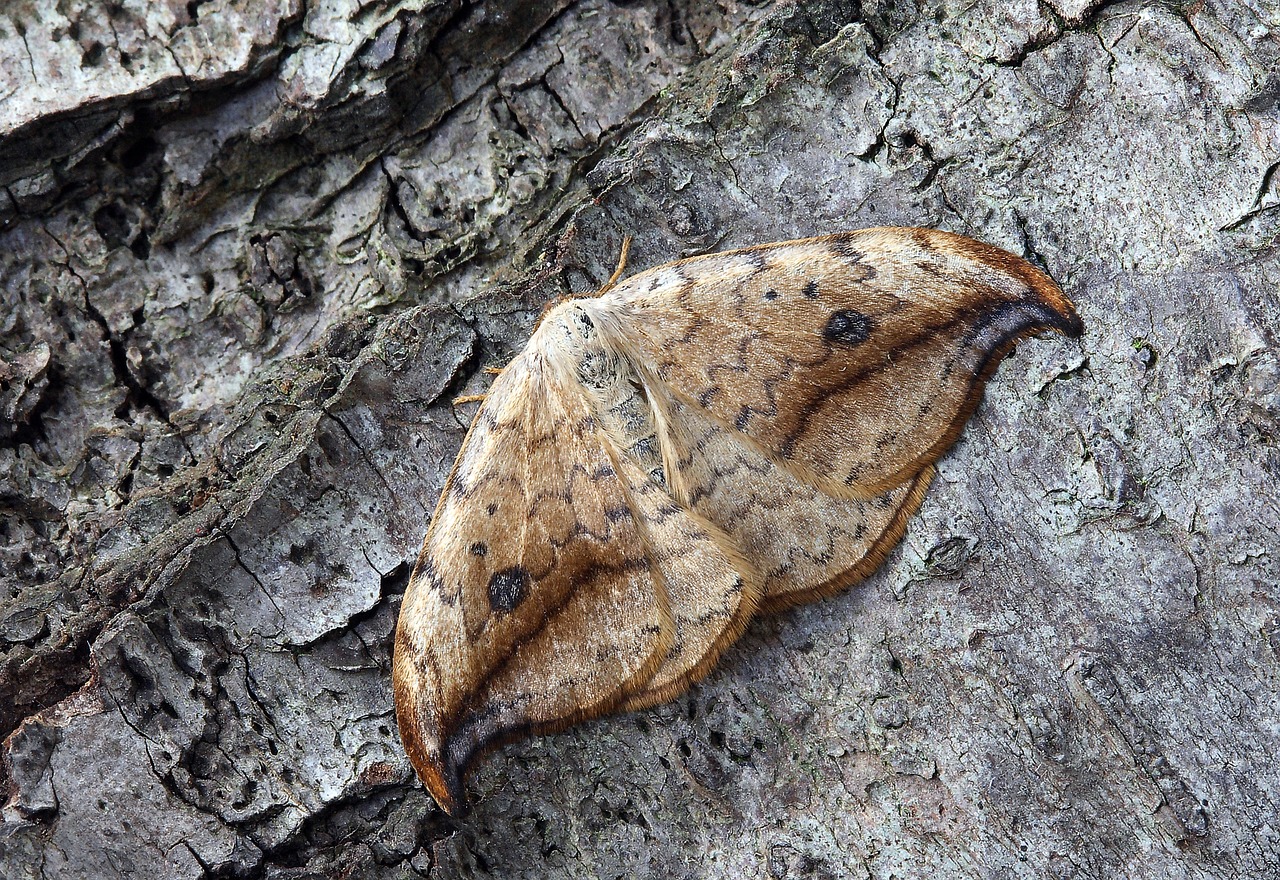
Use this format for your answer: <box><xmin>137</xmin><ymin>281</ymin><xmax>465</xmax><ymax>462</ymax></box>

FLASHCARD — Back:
<box><xmin>652</xmin><ymin>389</ymin><xmax>933</xmax><ymax>612</ymax></box>
<box><xmin>599</xmin><ymin>227</ymin><xmax>1082</xmax><ymax>498</ymax></box>
<box><xmin>609</xmin><ymin>453</ymin><xmax>762</xmax><ymax>712</ymax></box>
<box><xmin>563</xmin><ymin>328</ymin><xmax>764</xmax><ymax>713</ymax></box>
<box><xmin>392</xmin><ymin>350</ymin><xmax>673</xmax><ymax>816</ymax></box>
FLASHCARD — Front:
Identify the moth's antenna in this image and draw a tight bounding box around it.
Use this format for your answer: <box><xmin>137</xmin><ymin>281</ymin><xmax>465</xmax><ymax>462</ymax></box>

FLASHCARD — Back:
<box><xmin>599</xmin><ymin>236</ymin><xmax>632</xmax><ymax>294</ymax></box>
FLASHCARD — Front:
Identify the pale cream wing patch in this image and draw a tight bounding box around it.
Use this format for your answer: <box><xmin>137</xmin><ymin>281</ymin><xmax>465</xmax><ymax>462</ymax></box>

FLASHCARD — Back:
<box><xmin>393</xmin><ymin>349</ymin><xmax>673</xmax><ymax>816</ymax></box>
<box><xmin>610</xmin><ymin>455</ymin><xmax>762</xmax><ymax>711</ymax></box>
<box><xmin>600</xmin><ymin>227</ymin><xmax>1082</xmax><ymax>497</ymax></box>
<box><xmin>569</xmin><ymin>333</ymin><xmax>764</xmax><ymax>712</ymax></box>
<box><xmin>652</xmin><ymin>390</ymin><xmax>933</xmax><ymax>612</ymax></box>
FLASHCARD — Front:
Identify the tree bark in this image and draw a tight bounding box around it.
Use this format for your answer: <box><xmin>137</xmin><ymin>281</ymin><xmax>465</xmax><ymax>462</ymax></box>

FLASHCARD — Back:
<box><xmin>2</xmin><ymin>0</ymin><xmax>1278</xmax><ymax>877</ymax></box>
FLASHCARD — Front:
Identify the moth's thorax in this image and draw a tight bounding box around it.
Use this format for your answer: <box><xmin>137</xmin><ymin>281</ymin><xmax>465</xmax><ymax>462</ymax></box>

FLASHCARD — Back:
<box><xmin>533</xmin><ymin>295</ymin><xmax>624</xmax><ymax>344</ymax></box>
<box><xmin>533</xmin><ymin>298</ymin><xmax>666</xmax><ymax>486</ymax></box>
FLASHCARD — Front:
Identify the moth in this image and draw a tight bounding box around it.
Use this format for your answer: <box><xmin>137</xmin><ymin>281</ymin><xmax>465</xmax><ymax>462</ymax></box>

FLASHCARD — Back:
<box><xmin>393</xmin><ymin>227</ymin><xmax>1082</xmax><ymax>815</ymax></box>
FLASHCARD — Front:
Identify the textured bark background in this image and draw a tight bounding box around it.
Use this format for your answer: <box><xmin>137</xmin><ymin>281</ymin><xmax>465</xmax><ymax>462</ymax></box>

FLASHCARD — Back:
<box><xmin>2</xmin><ymin>0</ymin><xmax>1278</xmax><ymax>877</ymax></box>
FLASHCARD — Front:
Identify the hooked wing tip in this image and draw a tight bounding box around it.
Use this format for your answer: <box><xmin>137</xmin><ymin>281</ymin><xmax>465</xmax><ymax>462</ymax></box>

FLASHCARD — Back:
<box><xmin>925</xmin><ymin>226</ymin><xmax>1083</xmax><ymax>339</ymax></box>
<box><xmin>392</xmin><ymin>632</ymin><xmax>469</xmax><ymax>816</ymax></box>
<box><xmin>415</xmin><ymin>746</ymin><xmax>468</xmax><ymax>818</ymax></box>
<box><xmin>1005</xmin><ymin>251</ymin><xmax>1083</xmax><ymax>340</ymax></box>
<box><xmin>395</xmin><ymin>689</ymin><xmax>469</xmax><ymax>817</ymax></box>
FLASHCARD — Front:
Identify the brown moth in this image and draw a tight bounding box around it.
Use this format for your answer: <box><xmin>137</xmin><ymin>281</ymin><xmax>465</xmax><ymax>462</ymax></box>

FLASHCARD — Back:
<box><xmin>393</xmin><ymin>227</ymin><xmax>1082</xmax><ymax>815</ymax></box>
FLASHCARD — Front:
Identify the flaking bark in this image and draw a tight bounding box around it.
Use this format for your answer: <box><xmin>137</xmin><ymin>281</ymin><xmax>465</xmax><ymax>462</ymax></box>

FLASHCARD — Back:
<box><xmin>2</xmin><ymin>1</ymin><xmax>1278</xmax><ymax>877</ymax></box>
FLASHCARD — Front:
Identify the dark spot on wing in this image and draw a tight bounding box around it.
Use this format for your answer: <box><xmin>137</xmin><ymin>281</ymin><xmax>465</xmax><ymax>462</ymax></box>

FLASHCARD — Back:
<box><xmin>875</xmin><ymin>429</ymin><xmax>901</xmax><ymax>451</ymax></box>
<box><xmin>418</xmin><ymin>558</ymin><xmax>457</xmax><ymax>605</ymax></box>
<box><xmin>828</xmin><ymin>237</ymin><xmax>878</xmax><ymax>280</ymax></box>
<box><xmin>915</xmin><ymin>259</ymin><xmax>948</xmax><ymax>280</ymax></box>
<box><xmin>734</xmin><ymin>406</ymin><xmax>751</xmax><ymax>431</ymax></box>
<box><xmin>830</xmin><ymin>237</ymin><xmax>864</xmax><ymax>261</ymax></box>
<box><xmin>630</xmin><ymin>438</ymin><xmax>658</xmax><ymax>460</ymax></box>
<box><xmin>652</xmin><ymin>501</ymin><xmax>681</xmax><ymax>523</ymax></box>
<box><xmin>486</xmin><ymin>503</ymin><xmax>498</xmax><ymax>516</ymax></box>
<box><xmin>822</xmin><ymin>309</ymin><xmax>873</xmax><ymax>346</ymax></box>
<box><xmin>802</xmin><ymin>280</ymin><xmax>819</xmax><ymax>299</ymax></box>
<box><xmin>911</xmin><ymin>228</ymin><xmax>936</xmax><ymax>250</ymax></box>
<box><xmin>763</xmin><ymin>289</ymin><xmax>780</xmax><ymax>301</ymax></box>
<box><xmin>470</xmin><ymin>542</ymin><xmax>488</xmax><ymax>557</ymax></box>
<box><xmin>843</xmin><ymin>463</ymin><xmax>869</xmax><ymax>485</ymax></box>
<box><xmin>488</xmin><ymin>567</ymin><xmax>529</xmax><ymax>613</ymax></box>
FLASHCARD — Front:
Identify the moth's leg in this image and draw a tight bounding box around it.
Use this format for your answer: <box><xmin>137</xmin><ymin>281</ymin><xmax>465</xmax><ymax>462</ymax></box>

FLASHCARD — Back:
<box><xmin>456</xmin><ymin>364</ymin><xmax>509</xmax><ymax>400</ymax></box>
<box><xmin>599</xmin><ymin>235</ymin><xmax>633</xmax><ymax>293</ymax></box>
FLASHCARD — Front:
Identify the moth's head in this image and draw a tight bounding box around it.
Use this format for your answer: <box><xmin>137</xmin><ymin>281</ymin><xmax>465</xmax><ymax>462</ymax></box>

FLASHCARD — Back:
<box><xmin>529</xmin><ymin>298</ymin><xmax>604</xmax><ymax>356</ymax></box>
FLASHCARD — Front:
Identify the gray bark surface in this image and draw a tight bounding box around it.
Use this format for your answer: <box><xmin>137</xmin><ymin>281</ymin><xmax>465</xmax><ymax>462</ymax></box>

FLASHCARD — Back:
<box><xmin>2</xmin><ymin>0</ymin><xmax>1278</xmax><ymax>877</ymax></box>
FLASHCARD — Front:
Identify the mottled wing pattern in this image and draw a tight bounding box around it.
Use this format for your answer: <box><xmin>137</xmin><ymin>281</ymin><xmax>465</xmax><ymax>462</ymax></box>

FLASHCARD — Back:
<box><xmin>393</xmin><ymin>350</ymin><xmax>673</xmax><ymax>815</ymax></box>
<box><xmin>395</xmin><ymin>227</ymin><xmax>1084</xmax><ymax>816</ymax></box>
<box><xmin>651</xmin><ymin>390</ymin><xmax>934</xmax><ymax>612</ymax></box>
<box><xmin>611</xmin><ymin>455</ymin><xmax>762</xmax><ymax>711</ymax></box>
<box><xmin>601</xmin><ymin>227</ymin><xmax>1083</xmax><ymax>497</ymax></box>
<box><xmin>568</xmin><ymin>326</ymin><xmax>764</xmax><ymax>712</ymax></box>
